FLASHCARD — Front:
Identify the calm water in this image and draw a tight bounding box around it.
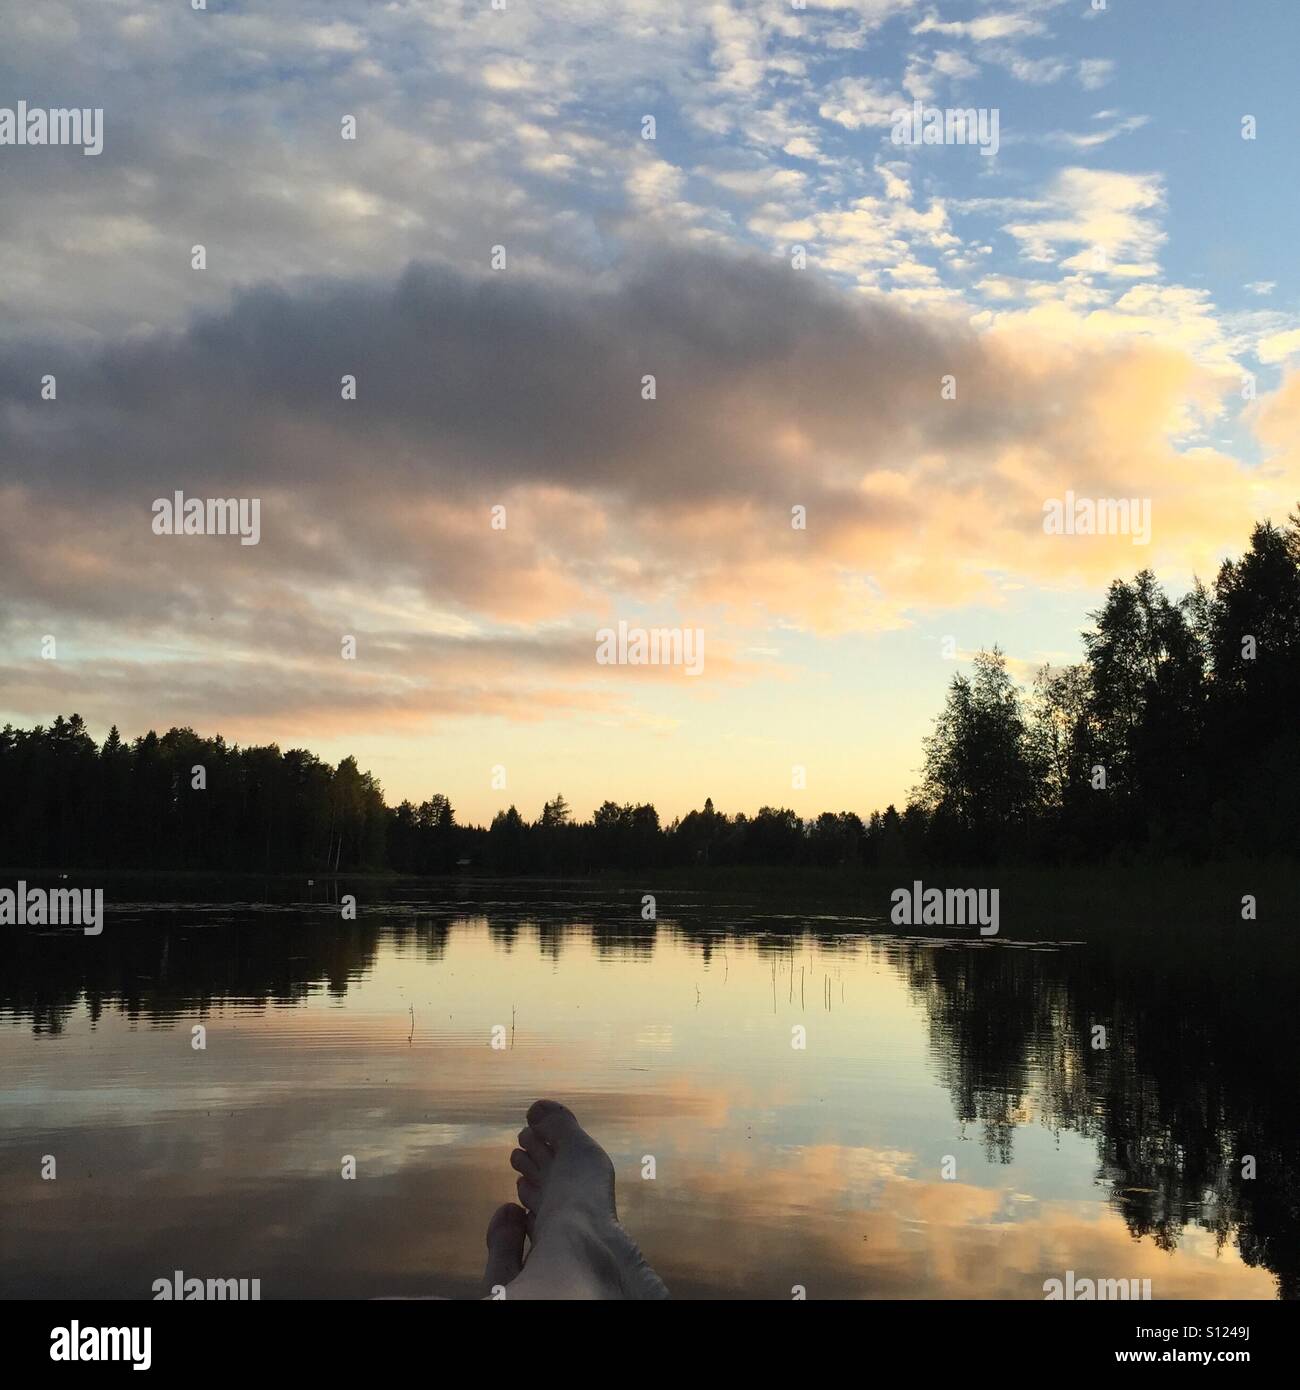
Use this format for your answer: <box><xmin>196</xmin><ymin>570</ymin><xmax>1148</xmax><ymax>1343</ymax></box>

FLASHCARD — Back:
<box><xmin>1</xmin><ymin>882</ymin><xmax>1294</xmax><ymax>1299</ymax></box>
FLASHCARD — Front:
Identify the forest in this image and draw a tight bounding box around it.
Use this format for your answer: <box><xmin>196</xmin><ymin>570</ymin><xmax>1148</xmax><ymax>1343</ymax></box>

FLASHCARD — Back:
<box><xmin>3</xmin><ymin>514</ymin><xmax>1298</xmax><ymax>875</ymax></box>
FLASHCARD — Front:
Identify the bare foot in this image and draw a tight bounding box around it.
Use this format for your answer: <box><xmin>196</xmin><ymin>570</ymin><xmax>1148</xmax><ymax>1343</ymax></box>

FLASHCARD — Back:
<box><xmin>481</xmin><ymin>1099</ymin><xmax>669</xmax><ymax>1299</ymax></box>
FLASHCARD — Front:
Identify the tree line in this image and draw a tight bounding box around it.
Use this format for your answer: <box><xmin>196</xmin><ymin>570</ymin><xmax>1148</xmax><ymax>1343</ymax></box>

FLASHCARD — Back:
<box><xmin>3</xmin><ymin>512</ymin><xmax>1297</xmax><ymax>874</ymax></box>
<box><xmin>913</xmin><ymin>512</ymin><xmax>1300</xmax><ymax>864</ymax></box>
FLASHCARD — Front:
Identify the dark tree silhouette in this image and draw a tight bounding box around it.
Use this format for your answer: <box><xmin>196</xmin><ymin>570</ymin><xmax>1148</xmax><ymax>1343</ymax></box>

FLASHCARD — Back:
<box><xmin>914</xmin><ymin>648</ymin><xmax>1041</xmax><ymax>861</ymax></box>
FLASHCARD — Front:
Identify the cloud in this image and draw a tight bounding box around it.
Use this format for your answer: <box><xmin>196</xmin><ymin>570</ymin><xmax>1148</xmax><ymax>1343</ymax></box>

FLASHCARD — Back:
<box><xmin>987</xmin><ymin>48</ymin><xmax>1070</xmax><ymax>84</ymax></box>
<box><xmin>818</xmin><ymin>76</ymin><xmax>908</xmax><ymax>130</ymax></box>
<box><xmin>4</xmin><ymin>243</ymin><xmax>1296</xmax><ymax>742</ymax></box>
<box><xmin>913</xmin><ymin>11</ymin><xmax>1044</xmax><ymax>42</ymax></box>
<box><xmin>1077</xmin><ymin>58</ymin><xmax>1115</xmax><ymax>90</ymax></box>
<box><xmin>904</xmin><ymin>47</ymin><xmax>981</xmax><ymax>99</ymax></box>
<box><xmin>1044</xmin><ymin>115</ymin><xmax>1149</xmax><ymax>151</ymax></box>
<box><xmin>1002</xmin><ymin>168</ymin><xmax>1166</xmax><ymax>266</ymax></box>
<box><xmin>1253</xmin><ymin>369</ymin><xmax>1300</xmax><ymax>466</ymax></box>
<box><xmin>1256</xmin><ymin>328</ymin><xmax>1300</xmax><ymax>364</ymax></box>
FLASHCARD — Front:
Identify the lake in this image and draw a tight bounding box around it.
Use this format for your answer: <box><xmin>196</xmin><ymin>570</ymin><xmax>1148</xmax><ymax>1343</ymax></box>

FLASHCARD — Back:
<box><xmin>1</xmin><ymin>880</ymin><xmax>1293</xmax><ymax>1299</ymax></box>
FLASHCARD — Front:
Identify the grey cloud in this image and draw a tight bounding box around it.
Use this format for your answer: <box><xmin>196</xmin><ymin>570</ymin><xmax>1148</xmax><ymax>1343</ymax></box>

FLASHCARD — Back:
<box><xmin>0</xmin><ymin>239</ymin><xmax>1113</xmax><ymax>658</ymax></box>
<box><xmin>2</xmin><ymin>244</ymin><xmax>1035</xmax><ymax>502</ymax></box>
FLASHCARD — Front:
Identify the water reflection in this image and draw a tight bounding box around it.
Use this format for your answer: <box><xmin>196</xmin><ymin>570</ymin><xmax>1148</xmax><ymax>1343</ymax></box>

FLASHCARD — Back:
<box><xmin>901</xmin><ymin>931</ymin><xmax>1299</xmax><ymax>1299</ymax></box>
<box><xmin>0</xmin><ymin>888</ymin><xmax>1292</xmax><ymax>1299</ymax></box>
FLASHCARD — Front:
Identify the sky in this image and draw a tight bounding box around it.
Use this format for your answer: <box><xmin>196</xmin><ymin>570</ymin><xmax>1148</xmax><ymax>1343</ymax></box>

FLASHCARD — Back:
<box><xmin>2</xmin><ymin>0</ymin><xmax>1299</xmax><ymax>826</ymax></box>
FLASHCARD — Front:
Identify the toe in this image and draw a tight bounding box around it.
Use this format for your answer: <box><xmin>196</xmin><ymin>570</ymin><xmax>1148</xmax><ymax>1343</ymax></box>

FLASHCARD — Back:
<box><xmin>517</xmin><ymin>1126</ymin><xmax>553</xmax><ymax>1167</ymax></box>
<box><xmin>526</xmin><ymin>1098</ymin><xmax>582</xmax><ymax>1148</ymax></box>
<box><xmin>516</xmin><ymin>1175</ymin><xmax>543</xmax><ymax>1211</ymax></box>
<box><xmin>510</xmin><ymin>1147</ymin><xmax>542</xmax><ymax>1182</ymax></box>
<box><xmin>485</xmin><ymin>1201</ymin><xmax>528</xmax><ymax>1249</ymax></box>
<box><xmin>482</xmin><ymin>1203</ymin><xmax>527</xmax><ymax>1295</ymax></box>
